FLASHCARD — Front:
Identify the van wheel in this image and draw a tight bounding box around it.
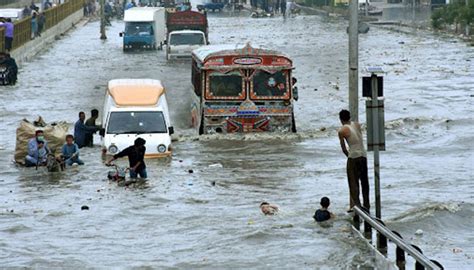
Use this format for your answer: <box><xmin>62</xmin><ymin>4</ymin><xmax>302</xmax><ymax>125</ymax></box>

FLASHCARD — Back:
<box><xmin>291</xmin><ymin>113</ymin><xmax>297</xmax><ymax>133</ymax></box>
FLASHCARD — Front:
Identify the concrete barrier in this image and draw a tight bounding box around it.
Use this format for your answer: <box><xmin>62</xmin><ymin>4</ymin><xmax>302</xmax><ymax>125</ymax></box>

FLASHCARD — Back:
<box><xmin>11</xmin><ymin>8</ymin><xmax>85</xmax><ymax>65</ymax></box>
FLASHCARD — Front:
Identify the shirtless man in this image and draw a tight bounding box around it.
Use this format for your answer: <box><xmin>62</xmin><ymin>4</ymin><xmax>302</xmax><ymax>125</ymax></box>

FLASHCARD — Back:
<box><xmin>338</xmin><ymin>109</ymin><xmax>370</xmax><ymax>212</ymax></box>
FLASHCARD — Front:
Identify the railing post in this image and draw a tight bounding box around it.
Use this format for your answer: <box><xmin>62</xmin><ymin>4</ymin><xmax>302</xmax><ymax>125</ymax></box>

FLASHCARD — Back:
<box><xmin>363</xmin><ymin>218</ymin><xmax>372</xmax><ymax>240</ymax></box>
<box><xmin>431</xmin><ymin>260</ymin><xmax>444</xmax><ymax>269</ymax></box>
<box><xmin>392</xmin><ymin>231</ymin><xmax>406</xmax><ymax>270</ymax></box>
<box><xmin>353</xmin><ymin>213</ymin><xmax>360</xmax><ymax>231</ymax></box>
<box><xmin>412</xmin><ymin>244</ymin><xmax>425</xmax><ymax>270</ymax></box>
<box><xmin>375</xmin><ymin>218</ymin><xmax>387</xmax><ymax>255</ymax></box>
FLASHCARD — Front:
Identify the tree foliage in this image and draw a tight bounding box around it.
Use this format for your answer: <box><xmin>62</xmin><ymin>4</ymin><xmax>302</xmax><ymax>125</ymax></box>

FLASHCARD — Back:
<box><xmin>432</xmin><ymin>1</ymin><xmax>474</xmax><ymax>32</ymax></box>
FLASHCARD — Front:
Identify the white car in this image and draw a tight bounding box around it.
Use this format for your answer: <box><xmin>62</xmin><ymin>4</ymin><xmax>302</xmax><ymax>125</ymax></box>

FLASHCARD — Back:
<box><xmin>102</xmin><ymin>79</ymin><xmax>173</xmax><ymax>158</ymax></box>
<box><xmin>167</xmin><ymin>30</ymin><xmax>207</xmax><ymax>60</ymax></box>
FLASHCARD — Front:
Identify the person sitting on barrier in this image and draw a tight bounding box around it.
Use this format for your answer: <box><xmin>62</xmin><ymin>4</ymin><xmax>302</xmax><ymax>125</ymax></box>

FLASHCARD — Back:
<box><xmin>25</xmin><ymin>130</ymin><xmax>50</xmax><ymax>167</ymax></box>
<box><xmin>61</xmin><ymin>134</ymin><xmax>84</xmax><ymax>166</ymax></box>
<box><xmin>313</xmin><ymin>197</ymin><xmax>334</xmax><ymax>222</ymax></box>
<box><xmin>260</xmin><ymin>201</ymin><xmax>279</xmax><ymax>215</ymax></box>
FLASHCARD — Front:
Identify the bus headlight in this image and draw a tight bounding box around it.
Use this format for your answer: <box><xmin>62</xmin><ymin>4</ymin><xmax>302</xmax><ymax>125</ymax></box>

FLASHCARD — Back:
<box><xmin>157</xmin><ymin>144</ymin><xmax>167</xmax><ymax>153</ymax></box>
<box><xmin>108</xmin><ymin>145</ymin><xmax>118</xmax><ymax>154</ymax></box>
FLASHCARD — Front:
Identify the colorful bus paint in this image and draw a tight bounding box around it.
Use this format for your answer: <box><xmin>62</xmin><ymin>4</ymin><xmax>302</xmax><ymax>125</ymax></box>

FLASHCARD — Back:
<box><xmin>191</xmin><ymin>43</ymin><xmax>297</xmax><ymax>134</ymax></box>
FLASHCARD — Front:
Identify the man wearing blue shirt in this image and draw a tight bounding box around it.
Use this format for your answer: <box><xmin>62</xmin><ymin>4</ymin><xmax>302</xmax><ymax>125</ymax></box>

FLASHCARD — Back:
<box><xmin>25</xmin><ymin>130</ymin><xmax>49</xmax><ymax>167</ymax></box>
<box><xmin>61</xmin><ymin>134</ymin><xmax>84</xmax><ymax>166</ymax></box>
<box><xmin>74</xmin><ymin>111</ymin><xmax>99</xmax><ymax>148</ymax></box>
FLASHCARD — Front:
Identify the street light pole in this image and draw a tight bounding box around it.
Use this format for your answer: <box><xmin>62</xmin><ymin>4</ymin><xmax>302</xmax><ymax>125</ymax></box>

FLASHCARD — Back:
<box><xmin>100</xmin><ymin>0</ymin><xmax>107</xmax><ymax>40</ymax></box>
<box><xmin>349</xmin><ymin>0</ymin><xmax>359</xmax><ymax>122</ymax></box>
<box><xmin>466</xmin><ymin>0</ymin><xmax>470</xmax><ymax>36</ymax></box>
<box><xmin>365</xmin><ymin>0</ymin><xmax>368</xmax><ymax>16</ymax></box>
<box><xmin>370</xmin><ymin>74</ymin><xmax>381</xmax><ymax>219</ymax></box>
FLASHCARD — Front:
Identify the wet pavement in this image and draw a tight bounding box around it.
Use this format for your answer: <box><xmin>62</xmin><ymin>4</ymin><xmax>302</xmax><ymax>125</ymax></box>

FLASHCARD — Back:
<box><xmin>0</xmin><ymin>12</ymin><xmax>473</xmax><ymax>268</ymax></box>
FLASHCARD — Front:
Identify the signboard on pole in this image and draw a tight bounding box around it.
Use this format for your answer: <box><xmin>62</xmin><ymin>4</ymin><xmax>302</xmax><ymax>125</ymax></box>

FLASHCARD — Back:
<box><xmin>366</xmin><ymin>99</ymin><xmax>386</xmax><ymax>151</ymax></box>
<box><xmin>362</xmin><ymin>76</ymin><xmax>383</xmax><ymax>97</ymax></box>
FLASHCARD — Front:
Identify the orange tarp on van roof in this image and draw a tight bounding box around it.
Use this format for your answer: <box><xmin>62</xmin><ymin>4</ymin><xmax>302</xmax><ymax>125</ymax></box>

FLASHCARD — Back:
<box><xmin>108</xmin><ymin>85</ymin><xmax>165</xmax><ymax>107</ymax></box>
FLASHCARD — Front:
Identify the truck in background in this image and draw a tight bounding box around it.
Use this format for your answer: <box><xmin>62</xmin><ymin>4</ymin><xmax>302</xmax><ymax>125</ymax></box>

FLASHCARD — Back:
<box><xmin>120</xmin><ymin>7</ymin><xmax>166</xmax><ymax>51</ymax></box>
<box><xmin>166</xmin><ymin>10</ymin><xmax>208</xmax><ymax>60</ymax></box>
<box><xmin>0</xmin><ymin>9</ymin><xmax>24</xmax><ymax>21</ymax></box>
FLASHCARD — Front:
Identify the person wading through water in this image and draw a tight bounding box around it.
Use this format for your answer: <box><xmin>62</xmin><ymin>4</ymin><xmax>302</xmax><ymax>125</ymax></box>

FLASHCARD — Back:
<box><xmin>106</xmin><ymin>138</ymin><xmax>147</xmax><ymax>179</ymax></box>
<box><xmin>338</xmin><ymin>109</ymin><xmax>370</xmax><ymax>212</ymax></box>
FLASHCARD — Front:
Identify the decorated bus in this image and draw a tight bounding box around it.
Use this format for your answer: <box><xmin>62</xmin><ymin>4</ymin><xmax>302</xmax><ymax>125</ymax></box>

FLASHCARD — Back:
<box><xmin>191</xmin><ymin>43</ymin><xmax>297</xmax><ymax>134</ymax></box>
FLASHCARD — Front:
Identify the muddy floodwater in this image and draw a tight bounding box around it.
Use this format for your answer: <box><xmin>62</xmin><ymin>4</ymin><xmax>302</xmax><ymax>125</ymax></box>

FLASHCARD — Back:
<box><xmin>0</xmin><ymin>13</ymin><xmax>473</xmax><ymax>269</ymax></box>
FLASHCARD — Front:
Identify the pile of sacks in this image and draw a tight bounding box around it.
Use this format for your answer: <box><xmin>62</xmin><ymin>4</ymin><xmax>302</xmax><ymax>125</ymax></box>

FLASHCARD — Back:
<box><xmin>14</xmin><ymin>117</ymin><xmax>69</xmax><ymax>165</ymax></box>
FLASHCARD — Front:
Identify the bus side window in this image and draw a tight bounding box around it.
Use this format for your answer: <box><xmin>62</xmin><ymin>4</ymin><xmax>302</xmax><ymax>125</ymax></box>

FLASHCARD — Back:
<box><xmin>192</xmin><ymin>61</ymin><xmax>201</xmax><ymax>96</ymax></box>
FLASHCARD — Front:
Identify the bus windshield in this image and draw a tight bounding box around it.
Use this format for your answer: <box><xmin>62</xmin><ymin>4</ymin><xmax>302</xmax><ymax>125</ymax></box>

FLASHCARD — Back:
<box><xmin>107</xmin><ymin>111</ymin><xmax>167</xmax><ymax>134</ymax></box>
<box><xmin>170</xmin><ymin>33</ymin><xmax>205</xmax><ymax>45</ymax></box>
<box><xmin>208</xmin><ymin>71</ymin><xmax>243</xmax><ymax>98</ymax></box>
<box><xmin>252</xmin><ymin>70</ymin><xmax>288</xmax><ymax>98</ymax></box>
<box><xmin>125</xmin><ymin>22</ymin><xmax>153</xmax><ymax>36</ymax></box>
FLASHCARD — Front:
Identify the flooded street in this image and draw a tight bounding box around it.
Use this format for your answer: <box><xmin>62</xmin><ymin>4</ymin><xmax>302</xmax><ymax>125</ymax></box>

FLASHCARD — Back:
<box><xmin>0</xmin><ymin>12</ymin><xmax>473</xmax><ymax>268</ymax></box>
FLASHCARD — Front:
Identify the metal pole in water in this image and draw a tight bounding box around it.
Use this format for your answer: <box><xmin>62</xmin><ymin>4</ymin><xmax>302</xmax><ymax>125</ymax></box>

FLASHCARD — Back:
<box><xmin>466</xmin><ymin>0</ymin><xmax>470</xmax><ymax>37</ymax></box>
<box><xmin>371</xmin><ymin>74</ymin><xmax>381</xmax><ymax>219</ymax></box>
<box><xmin>100</xmin><ymin>0</ymin><xmax>107</xmax><ymax>40</ymax></box>
<box><xmin>365</xmin><ymin>0</ymin><xmax>369</xmax><ymax>17</ymax></box>
<box><xmin>349</xmin><ymin>0</ymin><xmax>359</xmax><ymax>122</ymax></box>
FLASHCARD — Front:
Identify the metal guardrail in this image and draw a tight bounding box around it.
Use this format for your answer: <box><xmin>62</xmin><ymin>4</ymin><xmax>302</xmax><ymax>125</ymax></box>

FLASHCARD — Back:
<box><xmin>0</xmin><ymin>0</ymin><xmax>85</xmax><ymax>52</ymax></box>
<box><xmin>352</xmin><ymin>206</ymin><xmax>443</xmax><ymax>270</ymax></box>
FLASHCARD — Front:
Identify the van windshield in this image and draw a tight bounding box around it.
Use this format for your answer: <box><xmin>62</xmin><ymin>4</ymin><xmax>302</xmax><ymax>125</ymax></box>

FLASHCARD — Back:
<box><xmin>170</xmin><ymin>33</ymin><xmax>205</xmax><ymax>45</ymax></box>
<box><xmin>107</xmin><ymin>111</ymin><xmax>167</xmax><ymax>134</ymax></box>
<box><xmin>125</xmin><ymin>22</ymin><xmax>153</xmax><ymax>36</ymax></box>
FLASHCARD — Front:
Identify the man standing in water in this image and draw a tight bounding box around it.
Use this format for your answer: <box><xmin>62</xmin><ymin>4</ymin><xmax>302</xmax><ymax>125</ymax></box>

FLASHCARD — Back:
<box><xmin>85</xmin><ymin>109</ymin><xmax>101</xmax><ymax>147</ymax></box>
<box><xmin>106</xmin><ymin>138</ymin><xmax>147</xmax><ymax>179</ymax></box>
<box><xmin>338</xmin><ymin>109</ymin><xmax>370</xmax><ymax>212</ymax></box>
<box><xmin>74</xmin><ymin>111</ymin><xmax>99</xmax><ymax>148</ymax></box>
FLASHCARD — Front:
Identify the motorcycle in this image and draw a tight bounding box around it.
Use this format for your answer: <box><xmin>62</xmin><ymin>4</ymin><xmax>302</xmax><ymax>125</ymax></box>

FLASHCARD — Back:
<box><xmin>106</xmin><ymin>164</ymin><xmax>139</xmax><ymax>187</ymax></box>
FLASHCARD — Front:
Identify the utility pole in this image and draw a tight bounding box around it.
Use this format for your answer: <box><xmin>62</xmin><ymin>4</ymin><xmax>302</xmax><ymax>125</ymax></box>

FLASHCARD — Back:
<box><xmin>100</xmin><ymin>0</ymin><xmax>107</xmax><ymax>40</ymax></box>
<box><xmin>349</xmin><ymin>0</ymin><xmax>359</xmax><ymax>122</ymax></box>
<box><xmin>365</xmin><ymin>0</ymin><xmax>368</xmax><ymax>16</ymax></box>
<box><xmin>466</xmin><ymin>0</ymin><xmax>470</xmax><ymax>37</ymax></box>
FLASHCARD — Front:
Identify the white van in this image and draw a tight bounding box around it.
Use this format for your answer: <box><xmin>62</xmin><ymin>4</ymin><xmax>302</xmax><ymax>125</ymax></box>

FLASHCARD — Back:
<box><xmin>102</xmin><ymin>79</ymin><xmax>173</xmax><ymax>158</ymax></box>
<box><xmin>166</xmin><ymin>30</ymin><xmax>207</xmax><ymax>60</ymax></box>
<box><xmin>0</xmin><ymin>9</ymin><xmax>23</xmax><ymax>21</ymax></box>
<box><xmin>120</xmin><ymin>7</ymin><xmax>166</xmax><ymax>51</ymax></box>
